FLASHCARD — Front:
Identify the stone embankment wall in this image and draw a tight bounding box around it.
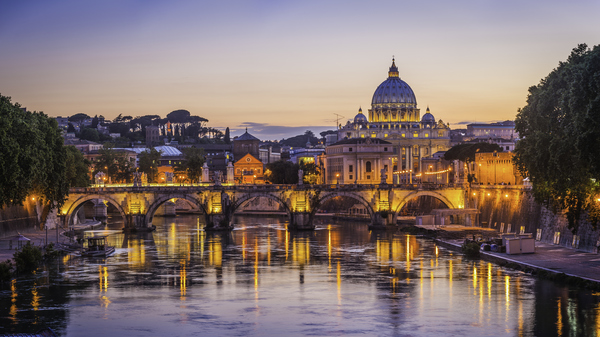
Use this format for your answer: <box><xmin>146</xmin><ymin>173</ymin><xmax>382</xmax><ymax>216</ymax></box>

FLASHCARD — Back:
<box><xmin>469</xmin><ymin>185</ymin><xmax>600</xmax><ymax>252</ymax></box>
<box><xmin>0</xmin><ymin>200</ymin><xmax>40</xmax><ymax>238</ymax></box>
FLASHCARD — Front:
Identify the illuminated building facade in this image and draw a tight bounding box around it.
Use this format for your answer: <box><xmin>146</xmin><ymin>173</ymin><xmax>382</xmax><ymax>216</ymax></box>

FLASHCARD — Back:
<box><xmin>333</xmin><ymin>59</ymin><xmax>452</xmax><ymax>181</ymax></box>
<box><xmin>473</xmin><ymin>151</ymin><xmax>522</xmax><ymax>185</ymax></box>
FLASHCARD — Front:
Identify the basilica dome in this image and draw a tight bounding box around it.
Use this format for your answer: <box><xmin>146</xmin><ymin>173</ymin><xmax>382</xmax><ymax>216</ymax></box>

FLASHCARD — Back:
<box><xmin>371</xmin><ymin>59</ymin><xmax>417</xmax><ymax>107</ymax></box>
<box><xmin>421</xmin><ymin>108</ymin><xmax>435</xmax><ymax>123</ymax></box>
<box><xmin>354</xmin><ymin>107</ymin><xmax>367</xmax><ymax>124</ymax></box>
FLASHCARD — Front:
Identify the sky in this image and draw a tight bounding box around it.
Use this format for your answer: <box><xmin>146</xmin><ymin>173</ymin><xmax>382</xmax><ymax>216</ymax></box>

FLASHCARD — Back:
<box><xmin>1</xmin><ymin>0</ymin><xmax>599</xmax><ymax>140</ymax></box>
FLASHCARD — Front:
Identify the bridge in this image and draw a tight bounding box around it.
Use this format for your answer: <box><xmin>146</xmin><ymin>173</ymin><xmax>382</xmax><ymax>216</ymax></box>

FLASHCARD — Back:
<box><xmin>57</xmin><ymin>184</ymin><xmax>467</xmax><ymax>231</ymax></box>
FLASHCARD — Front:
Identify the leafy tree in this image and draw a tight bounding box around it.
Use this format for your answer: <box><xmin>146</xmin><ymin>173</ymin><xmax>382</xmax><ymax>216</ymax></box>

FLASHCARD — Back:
<box><xmin>265</xmin><ymin>160</ymin><xmax>299</xmax><ymax>184</ymax></box>
<box><xmin>64</xmin><ymin>146</ymin><xmax>91</xmax><ymax>187</ymax></box>
<box><xmin>91</xmin><ymin>115</ymin><xmax>99</xmax><ymax>128</ymax></box>
<box><xmin>0</xmin><ymin>94</ymin><xmax>68</xmax><ymax>209</ymax></box>
<box><xmin>167</xmin><ymin>109</ymin><xmax>191</xmax><ymax>123</ymax></box>
<box><xmin>78</xmin><ymin>127</ymin><xmax>100</xmax><ymax>142</ymax></box>
<box><xmin>444</xmin><ymin>142</ymin><xmax>503</xmax><ymax>163</ymax></box>
<box><xmin>94</xmin><ymin>145</ymin><xmax>133</xmax><ymax>183</ymax></box>
<box><xmin>280</xmin><ymin>131</ymin><xmax>319</xmax><ymax>148</ymax></box>
<box><xmin>67</xmin><ymin>122</ymin><xmax>76</xmax><ymax>133</ymax></box>
<box><xmin>174</xmin><ymin>147</ymin><xmax>205</xmax><ymax>182</ymax></box>
<box><xmin>68</xmin><ymin>113</ymin><xmax>90</xmax><ymax>124</ymax></box>
<box><xmin>138</xmin><ymin>148</ymin><xmax>161</xmax><ymax>183</ymax></box>
<box><xmin>514</xmin><ymin>43</ymin><xmax>600</xmax><ymax>232</ymax></box>
<box><xmin>300</xmin><ymin>161</ymin><xmax>320</xmax><ymax>184</ymax></box>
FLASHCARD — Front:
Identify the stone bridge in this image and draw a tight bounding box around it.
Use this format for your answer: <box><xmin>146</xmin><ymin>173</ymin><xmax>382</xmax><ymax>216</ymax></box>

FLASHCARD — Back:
<box><xmin>59</xmin><ymin>184</ymin><xmax>466</xmax><ymax>231</ymax></box>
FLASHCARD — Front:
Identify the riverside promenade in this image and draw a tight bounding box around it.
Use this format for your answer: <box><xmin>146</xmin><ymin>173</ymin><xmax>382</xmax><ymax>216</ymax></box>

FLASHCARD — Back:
<box><xmin>435</xmin><ymin>236</ymin><xmax>600</xmax><ymax>284</ymax></box>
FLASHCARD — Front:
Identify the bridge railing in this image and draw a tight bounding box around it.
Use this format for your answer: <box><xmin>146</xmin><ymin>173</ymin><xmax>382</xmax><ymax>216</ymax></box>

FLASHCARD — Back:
<box><xmin>70</xmin><ymin>182</ymin><xmax>464</xmax><ymax>193</ymax></box>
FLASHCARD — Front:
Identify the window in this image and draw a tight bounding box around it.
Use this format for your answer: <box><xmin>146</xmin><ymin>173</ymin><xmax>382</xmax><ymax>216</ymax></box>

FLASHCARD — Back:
<box><xmin>402</xmin><ymin>133</ymin><xmax>406</xmax><ymax>138</ymax></box>
<box><xmin>349</xmin><ymin>147</ymin><xmax>353</xmax><ymax>152</ymax></box>
<box><xmin>425</xmin><ymin>133</ymin><xmax>429</xmax><ymax>138</ymax></box>
<box><xmin>361</xmin><ymin>134</ymin><xmax>365</xmax><ymax>138</ymax></box>
<box><xmin>366</xmin><ymin>161</ymin><xmax>372</xmax><ymax>173</ymax></box>
<box><xmin>349</xmin><ymin>165</ymin><xmax>353</xmax><ymax>173</ymax></box>
<box><xmin>349</xmin><ymin>175</ymin><xmax>353</xmax><ymax>180</ymax></box>
<box><xmin>413</xmin><ymin>132</ymin><xmax>419</xmax><ymax>138</ymax></box>
<box><xmin>438</xmin><ymin>132</ymin><xmax>443</xmax><ymax>137</ymax></box>
<box><xmin>384</xmin><ymin>134</ymin><xmax>388</xmax><ymax>137</ymax></box>
<box><xmin>384</xmin><ymin>147</ymin><xmax>388</xmax><ymax>151</ymax></box>
<box><xmin>371</xmin><ymin>133</ymin><xmax>376</xmax><ymax>138</ymax></box>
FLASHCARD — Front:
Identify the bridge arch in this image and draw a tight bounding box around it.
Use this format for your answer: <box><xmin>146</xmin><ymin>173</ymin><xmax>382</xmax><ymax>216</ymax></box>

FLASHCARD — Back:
<box><xmin>64</xmin><ymin>194</ymin><xmax>128</xmax><ymax>228</ymax></box>
<box><xmin>393</xmin><ymin>190</ymin><xmax>455</xmax><ymax>216</ymax></box>
<box><xmin>146</xmin><ymin>194</ymin><xmax>206</xmax><ymax>226</ymax></box>
<box><xmin>314</xmin><ymin>191</ymin><xmax>376</xmax><ymax>217</ymax></box>
<box><xmin>232</xmin><ymin>192</ymin><xmax>292</xmax><ymax>217</ymax></box>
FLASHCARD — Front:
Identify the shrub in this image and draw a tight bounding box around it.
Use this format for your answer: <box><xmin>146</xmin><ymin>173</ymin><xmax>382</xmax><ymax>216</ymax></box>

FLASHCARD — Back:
<box><xmin>461</xmin><ymin>241</ymin><xmax>481</xmax><ymax>258</ymax></box>
<box><xmin>0</xmin><ymin>260</ymin><xmax>12</xmax><ymax>283</ymax></box>
<box><xmin>43</xmin><ymin>243</ymin><xmax>61</xmax><ymax>260</ymax></box>
<box><xmin>13</xmin><ymin>242</ymin><xmax>43</xmax><ymax>273</ymax></box>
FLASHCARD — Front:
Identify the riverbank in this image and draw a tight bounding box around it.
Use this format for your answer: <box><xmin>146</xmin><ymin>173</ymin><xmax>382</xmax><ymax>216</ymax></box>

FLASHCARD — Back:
<box><xmin>434</xmin><ymin>236</ymin><xmax>600</xmax><ymax>288</ymax></box>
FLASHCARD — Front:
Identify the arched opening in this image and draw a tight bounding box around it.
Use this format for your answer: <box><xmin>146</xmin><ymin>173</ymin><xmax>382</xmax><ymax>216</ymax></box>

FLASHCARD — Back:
<box><xmin>313</xmin><ymin>192</ymin><xmax>374</xmax><ymax>223</ymax></box>
<box><xmin>65</xmin><ymin>196</ymin><xmax>127</xmax><ymax>230</ymax></box>
<box><xmin>232</xmin><ymin>194</ymin><xmax>292</xmax><ymax>223</ymax></box>
<box><xmin>146</xmin><ymin>195</ymin><xmax>205</xmax><ymax>228</ymax></box>
<box><xmin>366</xmin><ymin>161</ymin><xmax>372</xmax><ymax>173</ymax></box>
<box><xmin>398</xmin><ymin>195</ymin><xmax>448</xmax><ymax>216</ymax></box>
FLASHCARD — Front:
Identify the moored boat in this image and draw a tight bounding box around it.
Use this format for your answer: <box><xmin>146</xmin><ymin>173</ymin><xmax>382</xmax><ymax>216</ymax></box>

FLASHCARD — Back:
<box><xmin>81</xmin><ymin>236</ymin><xmax>115</xmax><ymax>257</ymax></box>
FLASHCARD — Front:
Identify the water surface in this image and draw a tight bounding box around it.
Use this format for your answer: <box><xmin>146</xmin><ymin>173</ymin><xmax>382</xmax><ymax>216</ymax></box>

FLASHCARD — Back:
<box><xmin>1</xmin><ymin>215</ymin><xmax>599</xmax><ymax>336</ymax></box>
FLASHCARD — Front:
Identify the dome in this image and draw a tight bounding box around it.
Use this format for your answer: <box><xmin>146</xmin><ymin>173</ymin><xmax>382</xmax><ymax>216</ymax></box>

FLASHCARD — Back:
<box><xmin>371</xmin><ymin>59</ymin><xmax>417</xmax><ymax>107</ymax></box>
<box><xmin>354</xmin><ymin>107</ymin><xmax>367</xmax><ymax>124</ymax></box>
<box><xmin>421</xmin><ymin>107</ymin><xmax>435</xmax><ymax>123</ymax></box>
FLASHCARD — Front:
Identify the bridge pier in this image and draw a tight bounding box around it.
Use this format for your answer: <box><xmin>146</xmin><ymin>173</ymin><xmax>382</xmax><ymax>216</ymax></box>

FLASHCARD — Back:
<box><xmin>368</xmin><ymin>212</ymin><xmax>395</xmax><ymax>230</ymax></box>
<box><xmin>124</xmin><ymin>214</ymin><xmax>155</xmax><ymax>233</ymax></box>
<box><xmin>289</xmin><ymin>212</ymin><xmax>315</xmax><ymax>231</ymax></box>
<box><xmin>204</xmin><ymin>213</ymin><xmax>233</xmax><ymax>231</ymax></box>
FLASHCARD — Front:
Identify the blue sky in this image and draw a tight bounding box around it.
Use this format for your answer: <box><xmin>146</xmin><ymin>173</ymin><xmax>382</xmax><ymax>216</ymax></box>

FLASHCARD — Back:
<box><xmin>1</xmin><ymin>0</ymin><xmax>599</xmax><ymax>140</ymax></box>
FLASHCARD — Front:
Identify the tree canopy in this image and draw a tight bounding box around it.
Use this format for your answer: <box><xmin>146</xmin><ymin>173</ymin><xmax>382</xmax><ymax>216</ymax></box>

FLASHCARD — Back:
<box><xmin>444</xmin><ymin>142</ymin><xmax>503</xmax><ymax>163</ymax></box>
<box><xmin>0</xmin><ymin>94</ymin><xmax>69</xmax><ymax>209</ymax></box>
<box><xmin>173</xmin><ymin>147</ymin><xmax>205</xmax><ymax>183</ymax></box>
<box><xmin>138</xmin><ymin>148</ymin><xmax>161</xmax><ymax>183</ymax></box>
<box><xmin>514</xmin><ymin>43</ymin><xmax>600</xmax><ymax>232</ymax></box>
<box><xmin>265</xmin><ymin>160</ymin><xmax>299</xmax><ymax>184</ymax></box>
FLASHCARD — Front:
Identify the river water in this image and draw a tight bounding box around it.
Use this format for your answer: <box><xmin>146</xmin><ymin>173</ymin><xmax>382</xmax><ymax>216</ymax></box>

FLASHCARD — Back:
<box><xmin>1</xmin><ymin>214</ymin><xmax>600</xmax><ymax>336</ymax></box>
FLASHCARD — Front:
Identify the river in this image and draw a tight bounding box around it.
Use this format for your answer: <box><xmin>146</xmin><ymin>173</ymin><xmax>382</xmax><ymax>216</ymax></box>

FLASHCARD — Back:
<box><xmin>1</xmin><ymin>214</ymin><xmax>599</xmax><ymax>336</ymax></box>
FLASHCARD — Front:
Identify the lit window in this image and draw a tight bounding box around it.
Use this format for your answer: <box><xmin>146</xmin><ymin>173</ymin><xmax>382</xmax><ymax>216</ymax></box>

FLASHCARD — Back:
<box><xmin>371</xmin><ymin>134</ymin><xmax>376</xmax><ymax>138</ymax></box>
<box><xmin>384</xmin><ymin>134</ymin><xmax>388</xmax><ymax>137</ymax></box>
<box><xmin>361</xmin><ymin>134</ymin><xmax>365</xmax><ymax>138</ymax></box>
<box><xmin>401</xmin><ymin>133</ymin><xmax>405</xmax><ymax>138</ymax></box>
<box><xmin>425</xmin><ymin>133</ymin><xmax>429</xmax><ymax>138</ymax></box>
<box><xmin>413</xmin><ymin>132</ymin><xmax>418</xmax><ymax>138</ymax></box>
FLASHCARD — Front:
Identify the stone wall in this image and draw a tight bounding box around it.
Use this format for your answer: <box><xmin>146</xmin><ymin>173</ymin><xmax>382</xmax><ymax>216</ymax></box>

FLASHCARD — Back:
<box><xmin>0</xmin><ymin>200</ymin><xmax>39</xmax><ymax>237</ymax></box>
<box><xmin>470</xmin><ymin>185</ymin><xmax>600</xmax><ymax>252</ymax></box>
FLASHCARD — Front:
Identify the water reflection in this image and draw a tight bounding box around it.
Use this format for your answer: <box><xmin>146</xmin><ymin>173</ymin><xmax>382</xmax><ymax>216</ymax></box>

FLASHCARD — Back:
<box><xmin>2</xmin><ymin>215</ymin><xmax>600</xmax><ymax>336</ymax></box>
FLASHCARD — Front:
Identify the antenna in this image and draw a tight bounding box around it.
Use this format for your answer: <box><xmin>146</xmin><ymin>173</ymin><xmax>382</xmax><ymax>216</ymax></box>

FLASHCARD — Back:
<box><xmin>334</xmin><ymin>113</ymin><xmax>345</xmax><ymax>129</ymax></box>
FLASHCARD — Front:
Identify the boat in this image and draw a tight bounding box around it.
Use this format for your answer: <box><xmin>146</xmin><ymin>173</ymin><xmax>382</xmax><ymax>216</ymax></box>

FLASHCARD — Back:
<box><xmin>81</xmin><ymin>236</ymin><xmax>115</xmax><ymax>257</ymax></box>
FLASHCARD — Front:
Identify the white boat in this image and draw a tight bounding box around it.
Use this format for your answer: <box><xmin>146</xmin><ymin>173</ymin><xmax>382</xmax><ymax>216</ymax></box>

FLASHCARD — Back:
<box><xmin>81</xmin><ymin>236</ymin><xmax>115</xmax><ymax>257</ymax></box>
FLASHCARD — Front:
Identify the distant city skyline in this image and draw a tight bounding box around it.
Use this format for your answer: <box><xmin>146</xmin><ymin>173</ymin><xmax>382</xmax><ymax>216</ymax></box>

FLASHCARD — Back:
<box><xmin>1</xmin><ymin>1</ymin><xmax>599</xmax><ymax>140</ymax></box>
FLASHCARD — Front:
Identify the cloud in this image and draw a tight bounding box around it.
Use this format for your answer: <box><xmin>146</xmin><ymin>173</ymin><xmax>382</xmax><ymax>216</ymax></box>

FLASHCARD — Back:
<box><xmin>214</xmin><ymin>122</ymin><xmax>336</xmax><ymax>141</ymax></box>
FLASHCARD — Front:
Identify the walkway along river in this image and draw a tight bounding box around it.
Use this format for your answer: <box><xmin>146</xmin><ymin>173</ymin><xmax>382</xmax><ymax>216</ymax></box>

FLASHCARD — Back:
<box><xmin>1</xmin><ymin>214</ymin><xmax>600</xmax><ymax>336</ymax></box>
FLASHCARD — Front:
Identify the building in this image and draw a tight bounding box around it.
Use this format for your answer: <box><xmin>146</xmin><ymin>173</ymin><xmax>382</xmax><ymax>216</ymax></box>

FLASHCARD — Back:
<box><xmin>473</xmin><ymin>151</ymin><xmax>522</xmax><ymax>185</ymax></box>
<box><xmin>233</xmin><ymin>129</ymin><xmax>260</xmax><ymax>162</ymax></box>
<box><xmin>337</xmin><ymin>59</ymin><xmax>451</xmax><ymax>174</ymax></box>
<box><xmin>234</xmin><ymin>153</ymin><xmax>265</xmax><ymax>184</ymax></box>
<box><xmin>467</xmin><ymin>121</ymin><xmax>517</xmax><ymax>139</ymax></box>
<box><xmin>322</xmin><ymin>138</ymin><xmax>394</xmax><ymax>184</ymax></box>
<box><xmin>146</xmin><ymin>125</ymin><xmax>160</xmax><ymax>146</ymax></box>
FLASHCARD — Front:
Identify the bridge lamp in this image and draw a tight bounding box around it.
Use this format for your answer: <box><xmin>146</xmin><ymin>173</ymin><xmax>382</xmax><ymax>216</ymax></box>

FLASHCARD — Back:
<box><xmin>505</xmin><ymin>194</ymin><xmax>509</xmax><ymax>198</ymax></box>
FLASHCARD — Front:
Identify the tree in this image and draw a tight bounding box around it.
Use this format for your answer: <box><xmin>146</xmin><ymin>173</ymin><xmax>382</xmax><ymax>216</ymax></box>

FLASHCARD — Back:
<box><xmin>94</xmin><ymin>145</ymin><xmax>133</xmax><ymax>183</ymax></box>
<box><xmin>224</xmin><ymin>127</ymin><xmax>231</xmax><ymax>144</ymax></box>
<box><xmin>67</xmin><ymin>122</ymin><xmax>76</xmax><ymax>133</ymax></box>
<box><xmin>514</xmin><ymin>43</ymin><xmax>600</xmax><ymax>232</ymax></box>
<box><xmin>68</xmin><ymin>113</ymin><xmax>90</xmax><ymax>124</ymax></box>
<box><xmin>138</xmin><ymin>148</ymin><xmax>161</xmax><ymax>183</ymax></box>
<box><xmin>265</xmin><ymin>160</ymin><xmax>299</xmax><ymax>184</ymax></box>
<box><xmin>300</xmin><ymin>161</ymin><xmax>320</xmax><ymax>184</ymax></box>
<box><xmin>78</xmin><ymin>127</ymin><xmax>100</xmax><ymax>142</ymax></box>
<box><xmin>91</xmin><ymin>115</ymin><xmax>99</xmax><ymax>128</ymax></box>
<box><xmin>0</xmin><ymin>94</ymin><xmax>69</xmax><ymax>209</ymax></box>
<box><xmin>174</xmin><ymin>147</ymin><xmax>205</xmax><ymax>183</ymax></box>
<box><xmin>64</xmin><ymin>146</ymin><xmax>91</xmax><ymax>187</ymax></box>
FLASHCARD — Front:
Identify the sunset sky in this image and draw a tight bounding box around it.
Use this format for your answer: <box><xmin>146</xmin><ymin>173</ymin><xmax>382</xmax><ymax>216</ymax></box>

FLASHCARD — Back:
<box><xmin>1</xmin><ymin>1</ymin><xmax>599</xmax><ymax>139</ymax></box>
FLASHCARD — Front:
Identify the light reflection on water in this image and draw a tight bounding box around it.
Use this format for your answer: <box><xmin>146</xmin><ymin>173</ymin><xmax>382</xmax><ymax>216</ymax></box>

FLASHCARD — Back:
<box><xmin>1</xmin><ymin>215</ymin><xmax>600</xmax><ymax>336</ymax></box>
